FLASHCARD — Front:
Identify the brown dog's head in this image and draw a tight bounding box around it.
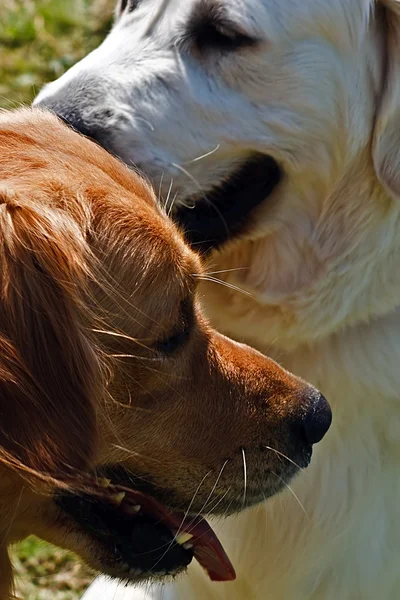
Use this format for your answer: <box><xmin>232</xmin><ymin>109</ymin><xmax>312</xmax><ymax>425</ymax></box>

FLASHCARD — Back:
<box><xmin>0</xmin><ymin>108</ymin><xmax>330</xmax><ymax>593</ymax></box>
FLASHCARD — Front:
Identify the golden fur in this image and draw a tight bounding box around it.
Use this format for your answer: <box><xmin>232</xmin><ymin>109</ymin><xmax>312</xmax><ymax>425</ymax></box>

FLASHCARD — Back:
<box><xmin>35</xmin><ymin>1</ymin><xmax>400</xmax><ymax>598</ymax></box>
<box><xmin>0</xmin><ymin>108</ymin><xmax>329</xmax><ymax>599</ymax></box>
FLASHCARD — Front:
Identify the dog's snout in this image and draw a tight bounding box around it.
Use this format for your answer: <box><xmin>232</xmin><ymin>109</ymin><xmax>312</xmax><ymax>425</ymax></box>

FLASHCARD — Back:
<box><xmin>58</xmin><ymin>110</ymin><xmax>99</xmax><ymax>142</ymax></box>
<box><xmin>36</xmin><ymin>99</ymin><xmax>104</xmax><ymax>146</ymax></box>
<box><xmin>301</xmin><ymin>392</ymin><xmax>332</xmax><ymax>445</ymax></box>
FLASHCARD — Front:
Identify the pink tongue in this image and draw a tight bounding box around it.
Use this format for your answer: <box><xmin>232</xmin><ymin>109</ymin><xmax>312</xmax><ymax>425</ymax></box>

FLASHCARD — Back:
<box><xmin>116</xmin><ymin>486</ymin><xmax>236</xmax><ymax>582</ymax></box>
<box><xmin>164</xmin><ymin>512</ymin><xmax>236</xmax><ymax>583</ymax></box>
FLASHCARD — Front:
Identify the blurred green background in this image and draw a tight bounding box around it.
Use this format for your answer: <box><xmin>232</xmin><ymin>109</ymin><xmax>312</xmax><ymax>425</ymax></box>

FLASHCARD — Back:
<box><xmin>0</xmin><ymin>0</ymin><xmax>113</xmax><ymax>109</ymax></box>
<box><xmin>1</xmin><ymin>2</ymin><xmax>114</xmax><ymax>597</ymax></box>
<box><xmin>13</xmin><ymin>537</ymin><xmax>94</xmax><ymax>600</ymax></box>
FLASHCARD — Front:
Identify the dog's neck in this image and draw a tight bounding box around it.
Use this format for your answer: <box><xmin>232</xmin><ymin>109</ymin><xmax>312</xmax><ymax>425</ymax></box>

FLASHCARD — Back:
<box><xmin>200</xmin><ymin>145</ymin><xmax>400</xmax><ymax>360</ymax></box>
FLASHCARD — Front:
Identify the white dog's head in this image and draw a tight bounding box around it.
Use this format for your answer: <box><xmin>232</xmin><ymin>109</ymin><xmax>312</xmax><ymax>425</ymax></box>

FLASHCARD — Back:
<box><xmin>35</xmin><ymin>0</ymin><xmax>400</xmax><ymax>350</ymax></box>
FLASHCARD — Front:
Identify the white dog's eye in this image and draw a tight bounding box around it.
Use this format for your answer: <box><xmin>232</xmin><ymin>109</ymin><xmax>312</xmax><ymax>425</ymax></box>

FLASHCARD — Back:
<box><xmin>182</xmin><ymin>6</ymin><xmax>257</xmax><ymax>55</ymax></box>
<box><xmin>118</xmin><ymin>0</ymin><xmax>139</xmax><ymax>15</ymax></box>
<box><xmin>193</xmin><ymin>21</ymin><xmax>256</xmax><ymax>53</ymax></box>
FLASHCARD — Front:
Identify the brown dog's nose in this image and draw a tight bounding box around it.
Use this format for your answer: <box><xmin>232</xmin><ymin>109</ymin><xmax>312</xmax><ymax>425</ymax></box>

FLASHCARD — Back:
<box><xmin>302</xmin><ymin>392</ymin><xmax>332</xmax><ymax>445</ymax></box>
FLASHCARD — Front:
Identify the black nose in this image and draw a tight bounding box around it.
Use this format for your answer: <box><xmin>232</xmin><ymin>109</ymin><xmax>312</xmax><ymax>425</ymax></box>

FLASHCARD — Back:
<box><xmin>302</xmin><ymin>392</ymin><xmax>332</xmax><ymax>445</ymax></box>
<box><xmin>35</xmin><ymin>100</ymin><xmax>104</xmax><ymax>145</ymax></box>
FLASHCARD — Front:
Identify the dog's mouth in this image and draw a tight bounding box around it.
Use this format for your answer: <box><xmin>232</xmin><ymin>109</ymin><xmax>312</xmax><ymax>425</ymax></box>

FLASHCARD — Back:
<box><xmin>173</xmin><ymin>153</ymin><xmax>281</xmax><ymax>253</ymax></box>
<box><xmin>55</xmin><ymin>467</ymin><xmax>235</xmax><ymax>583</ymax></box>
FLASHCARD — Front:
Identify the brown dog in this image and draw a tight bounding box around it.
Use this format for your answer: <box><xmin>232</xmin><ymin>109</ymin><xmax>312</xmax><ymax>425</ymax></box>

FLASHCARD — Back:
<box><xmin>0</xmin><ymin>107</ymin><xmax>330</xmax><ymax>599</ymax></box>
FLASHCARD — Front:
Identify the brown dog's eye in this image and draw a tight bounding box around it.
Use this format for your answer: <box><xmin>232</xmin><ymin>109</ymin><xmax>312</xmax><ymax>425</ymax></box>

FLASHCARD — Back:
<box><xmin>156</xmin><ymin>327</ymin><xmax>191</xmax><ymax>355</ymax></box>
<box><xmin>155</xmin><ymin>299</ymin><xmax>194</xmax><ymax>355</ymax></box>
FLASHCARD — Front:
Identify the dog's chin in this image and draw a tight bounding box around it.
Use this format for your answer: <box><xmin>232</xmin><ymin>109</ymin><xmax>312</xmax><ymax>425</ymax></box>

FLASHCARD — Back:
<box><xmin>173</xmin><ymin>153</ymin><xmax>281</xmax><ymax>253</ymax></box>
<box><xmin>54</xmin><ymin>458</ymin><xmax>302</xmax><ymax>583</ymax></box>
<box><xmin>55</xmin><ymin>490</ymin><xmax>193</xmax><ymax>582</ymax></box>
<box><xmin>54</xmin><ymin>466</ymin><xmax>237</xmax><ymax>584</ymax></box>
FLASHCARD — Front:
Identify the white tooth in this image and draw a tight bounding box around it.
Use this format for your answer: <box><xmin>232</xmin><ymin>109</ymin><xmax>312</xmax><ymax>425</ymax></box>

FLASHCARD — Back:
<box><xmin>99</xmin><ymin>478</ymin><xmax>112</xmax><ymax>488</ymax></box>
<box><xmin>183</xmin><ymin>542</ymin><xmax>194</xmax><ymax>550</ymax></box>
<box><xmin>154</xmin><ymin>571</ymin><xmax>167</xmax><ymax>577</ymax></box>
<box><xmin>113</xmin><ymin>492</ymin><xmax>126</xmax><ymax>505</ymax></box>
<box><xmin>125</xmin><ymin>504</ymin><xmax>141</xmax><ymax>515</ymax></box>
<box><xmin>175</xmin><ymin>532</ymin><xmax>194</xmax><ymax>545</ymax></box>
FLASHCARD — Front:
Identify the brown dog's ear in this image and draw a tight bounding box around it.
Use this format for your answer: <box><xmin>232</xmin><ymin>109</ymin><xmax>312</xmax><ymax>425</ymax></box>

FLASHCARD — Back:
<box><xmin>373</xmin><ymin>0</ymin><xmax>400</xmax><ymax>198</ymax></box>
<box><xmin>0</xmin><ymin>188</ymin><xmax>101</xmax><ymax>481</ymax></box>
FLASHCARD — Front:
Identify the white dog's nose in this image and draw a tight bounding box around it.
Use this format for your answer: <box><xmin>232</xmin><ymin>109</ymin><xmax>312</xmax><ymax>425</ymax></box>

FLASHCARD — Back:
<box><xmin>35</xmin><ymin>92</ymin><xmax>116</xmax><ymax>156</ymax></box>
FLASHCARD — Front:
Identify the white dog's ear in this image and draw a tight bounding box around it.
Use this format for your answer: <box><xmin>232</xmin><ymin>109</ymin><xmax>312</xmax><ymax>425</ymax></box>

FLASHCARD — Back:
<box><xmin>373</xmin><ymin>0</ymin><xmax>400</xmax><ymax>198</ymax></box>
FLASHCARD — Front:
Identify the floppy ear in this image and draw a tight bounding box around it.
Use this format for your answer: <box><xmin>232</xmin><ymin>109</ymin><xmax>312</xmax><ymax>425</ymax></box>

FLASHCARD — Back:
<box><xmin>373</xmin><ymin>0</ymin><xmax>400</xmax><ymax>198</ymax></box>
<box><xmin>0</xmin><ymin>188</ymin><xmax>101</xmax><ymax>481</ymax></box>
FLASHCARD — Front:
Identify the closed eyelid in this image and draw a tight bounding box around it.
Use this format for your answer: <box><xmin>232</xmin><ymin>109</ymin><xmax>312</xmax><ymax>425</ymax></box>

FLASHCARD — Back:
<box><xmin>155</xmin><ymin>299</ymin><xmax>195</xmax><ymax>354</ymax></box>
<box><xmin>183</xmin><ymin>0</ymin><xmax>257</xmax><ymax>49</ymax></box>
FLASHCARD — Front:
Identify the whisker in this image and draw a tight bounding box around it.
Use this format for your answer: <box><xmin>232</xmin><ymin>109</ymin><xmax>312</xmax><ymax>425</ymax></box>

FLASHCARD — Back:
<box><xmin>91</xmin><ymin>328</ymin><xmax>156</xmax><ymax>355</ymax></box>
<box><xmin>182</xmin><ymin>144</ymin><xmax>221</xmax><ymax>165</ymax></box>
<box><xmin>163</xmin><ymin>177</ymin><xmax>174</xmax><ymax>212</ymax></box>
<box><xmin>167</xmin><ymin>191</ymin><xmax>178</xmax><ymax>218</ymax></box>
<box><xmin>158</xmin><ymin>172</ymin><xmax>164</xmax><ymax>203</ymax></box>
<box><xmin>134</xmin><ymin>116</ymin><xmax>155</xmax><ymax>132</ymax></box>
<box><xmin>205</xmin><ymin>486</ymin><xmax>232</xmax><ymax>515</ymax></box>
<box><xmin>171</xmin><ymin>162</ymin><xmax>203</xmax><ymax>193</ymax></box>
<box><xmin>110</xmin><ymin>354</ymin><xmax>142</xmax><ymax>359</ymax></box>
<box><xmin>195</xmin><ymin>275</ymin><xmax>253</xmax><ymax>298</ymax></box>
<box><xmin>173</xmin><ymin>470</ymin><xmax>213</xmax><ymax>540</ymax></box>
<box><xmin>105</xmin><ymin>370</ymin><xmax>160</xmax><ymax>405</ymax></box>
<box><xmin>188</xmin><ymin>459</ymin><xmax>230</xmax><ymax>525</ymax></box>
<box><xmin>93</xmin><ymin>259</ymin><xmax>160</xmax><ymax>325</ymax></box>
<box><xmin>211</xmin><ymin>494</ymin><xmax>236</xmax><ymax>524</ymax></box>
<box><xmin>270</xmin><ymin>470</ymin><xmax>310</xmax><ymax>519</ymax></box>
<box><xmin>105</xmin><ymin>388</ymin><xmax>151</xmax><ymax>413</ymax></box>
<box><xmin>241</xmin><ymin>447</ymin><xmax>247</xmax><ymax>508</ymax></box>
<box><xmin>92</xmin><ymin>328</ymin><xmax>139</xmax><ymax>345</ymax></box>
<box><xmin>196</xmin><ymin>268</ymin><xmax>250</xmax><ymax>276</ymax></box>
<box><xmin>148</xmin><ymin>470</ymin><xmax>212</xmax><ymax>569</ymax></box>
<box><xmin>109</xmin><ymin>352</ymin><xmax>168</xmax><ymax>365</ymax></box>
<box><xmin>110</xmin><ymin>444</ymin><xmax>162</xmax><ymax>464</ymax></box>
<box><xmin>171</xmin><ymin>162</ymin><xmax>232</xmax><ymax>236</ymax></box>
<box><xmin>262</xmin><ymin>445</ymin><xmax>305</xmax><ymax>472</ymax></box>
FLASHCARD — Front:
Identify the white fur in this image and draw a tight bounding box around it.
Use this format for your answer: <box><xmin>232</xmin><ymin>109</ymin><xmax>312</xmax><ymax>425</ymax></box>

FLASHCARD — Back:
<box><xmin>38</xmin><ymin>1</ymin><xmax>400</xmax><ymax>598</ymax></box>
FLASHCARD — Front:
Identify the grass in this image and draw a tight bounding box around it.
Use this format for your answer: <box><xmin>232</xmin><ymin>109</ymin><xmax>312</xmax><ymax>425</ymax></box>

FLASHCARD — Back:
<box><xmin>12</xmin><ymin>537</ymin><xmax>95</xmax><ymax>599</ymax></box>
<box><xmin>2</xmin><ymin>1</ymin><xmax>115</xmax><ymax>596</ymax></box>
<box><xmin>0</xmin><ymin>0</ymin><xmax>114</xmax><ymax>109</ymax></box>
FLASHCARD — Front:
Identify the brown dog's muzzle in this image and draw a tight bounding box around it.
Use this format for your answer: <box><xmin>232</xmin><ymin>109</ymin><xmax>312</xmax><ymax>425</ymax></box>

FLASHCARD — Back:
<box><xmin>101</xmin><ymin>326</ymin><xmax>332</xmax><ymax>516</ymax></box>
<box><xmin>54</xmin><ymin>328</ymin><xmax>331</xmax><ymax>582</ymax></box>
<box><xmin>168</xmin><ymin>331</ymin><xmax>331</xmax><ymax>511</ymax></box>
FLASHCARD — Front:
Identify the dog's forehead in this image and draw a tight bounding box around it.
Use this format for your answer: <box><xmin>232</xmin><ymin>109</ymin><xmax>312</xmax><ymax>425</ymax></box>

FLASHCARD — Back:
<box><xmin>116</xmin><ymin>0</ymin><xmax>273</xmax><ymax>40</ymax></box>
<box><xmin>115</xmin><ymin>0</ymin><xmax>368</xmax><ymax>47</ymax></box>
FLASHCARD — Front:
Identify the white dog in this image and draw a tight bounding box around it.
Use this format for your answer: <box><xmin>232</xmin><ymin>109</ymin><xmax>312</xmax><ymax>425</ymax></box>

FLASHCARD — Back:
<box><xmin>36</xmin><ymin>1</ymin><xmax>400</xmax><ymax>598</ymax></box>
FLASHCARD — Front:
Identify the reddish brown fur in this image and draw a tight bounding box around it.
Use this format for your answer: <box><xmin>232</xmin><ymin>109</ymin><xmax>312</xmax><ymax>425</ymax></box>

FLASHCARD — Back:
<box><xmin>0</xmin><ymin>108</ymin><xmax>324</xmax><ymax>598</ymax></box>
